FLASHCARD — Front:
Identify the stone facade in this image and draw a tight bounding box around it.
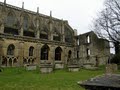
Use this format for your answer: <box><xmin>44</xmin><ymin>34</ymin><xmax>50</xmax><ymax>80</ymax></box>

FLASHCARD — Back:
<box><xmin>0</xmin><ymin>1</ymin><xmax>110</xmax><ymax>68</ymax></box>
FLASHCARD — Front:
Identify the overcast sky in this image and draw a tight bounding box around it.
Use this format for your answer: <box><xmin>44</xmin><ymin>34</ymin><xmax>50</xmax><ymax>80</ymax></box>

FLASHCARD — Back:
<box><xmin>0</xmin><ymin>0</ymin><xmax>105</xmax><ymax>34</ymax></box>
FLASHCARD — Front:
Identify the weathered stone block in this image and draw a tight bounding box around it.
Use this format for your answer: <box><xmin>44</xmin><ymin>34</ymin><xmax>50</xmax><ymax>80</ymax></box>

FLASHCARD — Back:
<box><xmin>40</xmin><ymin>65</ymin><xmax>53</xmax><ymax>73</ymax></box>
<box><xmin>55</xmin><ymin>61</ymin><xmax>64</xmax><ymax>69</ymax></box>
<box><xmin>26</xmin><ymin>65</ymin><xmax>37</xmax><ymax>71</ymax></box>
<box><xmin>68</xmin><ymin>65</ymin><xmax>80</xmax><ymax>72</ymax></box>
<box><xmin>83</xmin><ymin>63</ymin><xmax>93</xmax><ymax>69</ymax></box>
<box><xmin>106</xmin><ymin>64</ymin><xmax>118</xmax><ymax>74</ymax></box>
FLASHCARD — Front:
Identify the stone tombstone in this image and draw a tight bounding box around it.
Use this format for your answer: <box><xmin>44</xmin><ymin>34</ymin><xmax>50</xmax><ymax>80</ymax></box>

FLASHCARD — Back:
<box><xmin>40</xmin><ymin>64</ymin><xmax>53</xmax><ymax>73</ymax></box>
<box><xmin>26</xmin><ymin>65</ymin><xmax>37</xmax><ymax>71</ymax></box>
<box><xmin>106</xmin><ymin>64</ymin><xmax>118</xmax><ymax>74</ymax></box>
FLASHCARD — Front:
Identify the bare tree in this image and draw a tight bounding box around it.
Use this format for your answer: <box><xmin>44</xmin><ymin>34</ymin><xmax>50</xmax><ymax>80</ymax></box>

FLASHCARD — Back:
<box><xmin>93</xmin><ymin>0</ymin><xmax>120</xmax><ymax>54</ymax></box>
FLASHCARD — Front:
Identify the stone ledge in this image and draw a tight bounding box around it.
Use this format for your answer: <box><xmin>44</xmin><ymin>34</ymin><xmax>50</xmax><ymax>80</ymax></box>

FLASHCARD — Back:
<box><xmin>68</xmin><ymin>65</ymin><xmax>80</xmax><ymax>72</ymax></box>
<box><xmin>40</xmin><ymin>65</ymin><xmax>53</xmax><ymax>73</ymax></box>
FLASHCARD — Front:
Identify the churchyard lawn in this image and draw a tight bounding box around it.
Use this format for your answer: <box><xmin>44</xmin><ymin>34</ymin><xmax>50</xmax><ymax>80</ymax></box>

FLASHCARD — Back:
<box><xmin>0</xmin><ymin>66</ymin><xmax>105</xmax><ymax>90</ymax></box>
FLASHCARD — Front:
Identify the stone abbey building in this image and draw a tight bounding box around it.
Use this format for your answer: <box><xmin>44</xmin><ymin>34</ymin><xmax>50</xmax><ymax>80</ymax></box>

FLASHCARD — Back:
<box><xmin>0</xmin><ymin>1</ymin><xmax>110</xmax><ymax>68</ymax></box>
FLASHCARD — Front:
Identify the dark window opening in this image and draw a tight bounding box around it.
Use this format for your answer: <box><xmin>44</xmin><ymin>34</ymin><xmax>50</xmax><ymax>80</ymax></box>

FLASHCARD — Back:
<box><xmin>28</xmin><ymin>59</ymin><xmax>30</xmax><ymax>64</ymax></box>
<box><xmin>68</xmin><ymin>50</ymin><xmax>72</xmax><ymax>58</ymax></box>
<box><xmin>55</xmin><ymin>47</ymin><xmax>62</xmax><ymax>61</ymax></box>
<box><xmin>77</xmin><ymin>51</ymin><xmax>79</xmax><ymax>58</ymax></box>
<box><xmin>2</xmin><ymin>58</ymin><xmax>7</xmax><ymax>66</ymax></box>
<box><xmin>13</xmin><ymin>59</ymin><xmax>17</xmax><ymax>63</ymax></box>
<box><xmin>7</xmin><ymin>44</ymin><xmax>15</xmax><ymax>55</ymax></box>
<box><xmin>40</xmin><ymin>33</ymin><xmax>48</xmax><ymax>39</ymax></box>
<box><xmin>9</xmin><ymin>58</ymin><xmax>12</xmax><ymax>66</ymax></box>
<box><xmin>23</xmin><ymin>59</ymin><xmax>27</xmax><ymax>64</ymax></box>
<box><xmin>41</xmin><ymin>44</ymin><xmax>49</xmax><ymax>60</ymax></box>
<box><xmin>53</xmin><ymin>36</ymin><xmax>60</xmax><ymax>41</ymax></box>
<box><xmin>29</xmin><ymin>46</ymin><xmax>34</xmax><ymax>56</ymax></box>
<box><xmin>23</xmin><ymin>31</ymin><xmax>35</xmax><ymax>37</ymax></box>
<box><xmin>65</xmin><ymin>37</ymin><xmax>72</xmax><ymax>43</ymax></box>
<box><xmin>32</xmin><ymin>59</ymin><xmax>34</xmax><ymax>64</ymax></box>
<box><xmin>4</xmin><ymin>27</ymin><xmax>18</xmax><ymax>35</ymax></box>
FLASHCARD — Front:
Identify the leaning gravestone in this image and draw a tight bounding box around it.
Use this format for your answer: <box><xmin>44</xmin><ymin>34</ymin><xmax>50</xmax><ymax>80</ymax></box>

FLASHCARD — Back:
<box><xmin>106</xmin><ymin>64</ymin><xmax>118</xmax><ymax>74</ymax></box>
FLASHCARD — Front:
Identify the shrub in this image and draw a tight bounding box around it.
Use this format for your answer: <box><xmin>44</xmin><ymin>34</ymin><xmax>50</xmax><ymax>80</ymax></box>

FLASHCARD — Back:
<box><xmin>111</xmin><ymin>53</ymin><xmax>120</xmax><ymax>64</ymax></box>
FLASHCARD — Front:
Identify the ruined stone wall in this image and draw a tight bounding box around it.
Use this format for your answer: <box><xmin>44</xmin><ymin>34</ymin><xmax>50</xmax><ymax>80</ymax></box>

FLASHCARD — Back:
<box><xmin>78</xmin><ymin>31</ymin><xmax>110</xmax><ymax>66</ymax></box>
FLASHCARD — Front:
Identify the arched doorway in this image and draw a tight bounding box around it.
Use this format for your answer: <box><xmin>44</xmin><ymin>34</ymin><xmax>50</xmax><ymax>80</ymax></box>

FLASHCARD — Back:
<box><xmin>55</xmin><ymin>47</ymin><xmax>62</xmax><ymax>61</ymax></box>
<box><xmin>41</xmin><ymin>44</ymin><xmax>50</xmax><ymax>60</ymax></box>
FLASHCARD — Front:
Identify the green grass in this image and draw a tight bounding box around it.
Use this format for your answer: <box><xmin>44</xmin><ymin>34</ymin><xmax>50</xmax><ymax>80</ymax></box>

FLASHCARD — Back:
<box><xmin>0</xmin><ymin>66</ymin><xmax>105</xmax><ymax>90</ymax></box>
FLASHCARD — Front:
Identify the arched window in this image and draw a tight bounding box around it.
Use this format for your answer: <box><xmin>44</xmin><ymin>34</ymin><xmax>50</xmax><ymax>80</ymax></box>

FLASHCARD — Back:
<box><xmin>23</xmin><ymin>15</ymin><xmax>29</xmax><ymax>30</ymax></box>
<box><xmin>55</xmin><ymin>47</ymin><xmax>62</xmax><ymax>61</ymax></box>
<box><xmin>65</xmin><ymin>26</ymin><xmax>73</xmax><ymax>43</ymax></box>
<box><xmin>7</xmin><ymin>44</ymin><xmax>15</xmax><ymax>55</ymax></box>
<box><xmin>41</xmin><ymin>44</ymin><xmax>49</xmax><ymax>60</ymax></box>
<box><xmin>6</xmin><ymin>12</ymin><xmax>16</xmax><ymax>27</ymax></box>
<box><xmin>29</xmin><ymin>46</ymin><xmax>34</xmax><ymax>56</ymax></box>
<box><xmin>4</xmin><ymin>12</ymin><xmax>18</xmax><ymax>35</ymax></box>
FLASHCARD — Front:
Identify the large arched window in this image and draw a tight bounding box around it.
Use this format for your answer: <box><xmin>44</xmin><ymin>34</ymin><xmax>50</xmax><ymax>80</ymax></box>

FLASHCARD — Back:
<box><xmin>65</xmin><ymin>26</ymin><xmax>73</xmax><ymax>43</ymax></box>
<box><xmin>7</xmin><ymin>44</ymin><xmax>15</xmax><ymax>55</ymax></box>
<box><xmin>41</xmin><ymin>44</ymin><xmax>49</xmax><ymax>60</ymax></box>
<box><xmin>4</xmin><ymin>12</ymin><xmax>18</xmax><ymax>35</ymax></box>
<box><xmin>55</xmin><ymin>47</ymin><xmax>62</xmax><ymax>61</ymax></box>
<box><xmin>29</xmin><ymin>46</ymin><xmax>34</xmax><ymax>56</ymax></box>
<box><xmin>23</xmin><ymin>15</ymin><xmax>29</xmax><ymax>30</ymax></box>
<box><xmin>6</xmin><ymin>12</ymin><xmax>16</xmax><ymax>27</ymax></box>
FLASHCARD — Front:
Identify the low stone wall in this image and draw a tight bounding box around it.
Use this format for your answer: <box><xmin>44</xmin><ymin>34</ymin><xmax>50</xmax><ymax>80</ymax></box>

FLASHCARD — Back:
<box><xmin>40</xmin><ymin>65</ymin><xmax>53</xmax><ymax>73</ymax></box>
<box><xmin>68</xmin><ymin>65</ymin><xmax>80</xmax><ymax>72</ymax></box>
<box><xmin>26</xmin><ymin>65</ymin><xmax>37</xmax><ymax>71</ymax></box>
<box><xmin>83</xmin><ymin>63</ymin><xmax>94</xmax><ymax>69</ymax></box>
<box><xmin>55</xmin><ymin>61</ymin><xmax>64</xmax><ymax>69</ymax></box>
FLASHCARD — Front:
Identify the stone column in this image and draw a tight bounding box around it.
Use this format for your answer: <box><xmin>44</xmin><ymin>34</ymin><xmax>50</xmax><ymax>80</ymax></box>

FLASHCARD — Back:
<box><xmin>18</xmin><ymin>42</ymin><xmax>24</xmax><ymax>66</ymax></box>
<box><xmin>35</xmin><ymin>19</ymin><xmax>40</xmax><ymax>39</ymax></box>
<box><xmin>36</xmin><ymin>44</ymin><xmax>41</xmax><ymax>65</ymax></box>
<box><xmin>19</xmin><ymin>16</ymin><xmax>23</xmax><ymax>36</ymax></box>
<box><xmin>49</xmin><ymin>45</ymin><xmax>55</xmax><ymax>64</ymax></box>
<box><xmin>61</xmin><ymin>20</ymin><xmax>65</xmax><ymax>42</ymax></box>
<box><xmin>49</xmin><ymin>23</ymin><xmax>53</xmax><ymax>41</ymax></box>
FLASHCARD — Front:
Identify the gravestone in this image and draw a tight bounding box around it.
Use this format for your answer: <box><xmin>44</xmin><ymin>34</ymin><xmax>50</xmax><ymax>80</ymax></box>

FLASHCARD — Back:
<box><xmin>106</xmin><ymin>64</ymin><xmax>118</xmax><ymax>74</ymax></box>
<box><xmin>40</xmin><ymin>64</ymin><xmax>53</xmax><ymax>73</ymax></box>
<box><xmin>26</xmin><ymin>65</ymin><xmax>37</xmax><ymax>71</ymax></box>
